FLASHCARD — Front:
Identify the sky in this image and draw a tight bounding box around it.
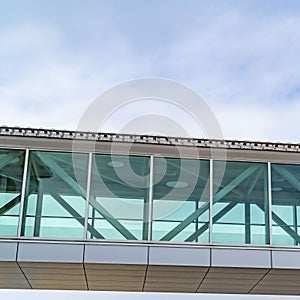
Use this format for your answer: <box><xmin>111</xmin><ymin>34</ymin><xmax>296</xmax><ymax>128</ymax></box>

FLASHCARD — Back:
<box><xmin>1</xmin><ymin>0</ymin><xmax>300</xmax><ymax>299</ymax></box>
<box><xmin>1</xmin><ymin>0</ymin><xmax>300</xmax><ymax>142</ymax></box>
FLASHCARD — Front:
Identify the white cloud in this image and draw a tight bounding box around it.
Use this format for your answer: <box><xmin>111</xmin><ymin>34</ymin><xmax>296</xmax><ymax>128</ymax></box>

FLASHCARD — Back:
<box><xmin>161</xmin><ymin>8</ymin><xmax>300</xmax><ymax>142</ymax></box>
<box><xmin>0</xmin><ymin>22</ymin><xmax>154</xmax><ymax>129</ymax></box>
<box><xmin>1</xmin><ymin>2</ymin><xmax>300</xmax><ymax>143</ymax></box>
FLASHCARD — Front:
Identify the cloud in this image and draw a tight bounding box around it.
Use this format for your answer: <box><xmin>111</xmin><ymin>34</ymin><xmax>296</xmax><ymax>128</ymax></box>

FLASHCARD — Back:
<box><xmin>0</xmin><ymin>21</ymin><xmax>154</xmax><ymax>129</ymax></box>
<box><xmin>1</xmin><ymin>2</ymin><xmax>300</xmax><ymax>143</ymax></box>
<box><xmin>161</xmin><ymin>5</ymin><xmax>300</xmax><ymax>142</ymax></box>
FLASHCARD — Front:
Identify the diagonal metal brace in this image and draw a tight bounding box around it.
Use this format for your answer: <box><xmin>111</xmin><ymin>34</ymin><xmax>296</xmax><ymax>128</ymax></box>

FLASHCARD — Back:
<box><xmin>185</xmin><ymin>200</ymin><xmax>239</xmax><ymax>242</ymax></box>
<box><xmin>0</xmin><ymin>151</ymin><xmax>24</xmax><ymax>170</ymax></box>
<box><xmin>89</xmin><ymin>197</ymin><xmax>137</xmax><ymax>240</ymax></box>
<box><xmin>0</xmin><ymin>195</ymin><xmax>21</xmax><ymax>216</ymax></box>
<box><xmin>50</xmin><ymin>193</ymin><xmax>104</xmax><ymax>239</ymax></box>
<box><xmin>161</xmin><ymin>165</ymin><xmax>260</xmax><ymax>241</ymax></box>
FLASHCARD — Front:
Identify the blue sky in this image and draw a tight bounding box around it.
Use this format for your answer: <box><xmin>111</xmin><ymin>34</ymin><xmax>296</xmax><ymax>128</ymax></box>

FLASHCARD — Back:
<box><xmin>1</xmin><ymin>1</ymin><xmax>300</xmax><ymax>299</ymax></box>
<box><xmin>1</xmin><ymin>1</ymin><xmax>300</xmax><ymax>142</ymax></box>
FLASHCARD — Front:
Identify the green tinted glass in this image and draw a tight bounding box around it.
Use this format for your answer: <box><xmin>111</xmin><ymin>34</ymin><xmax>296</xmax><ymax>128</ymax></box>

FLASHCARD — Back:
<box><xmin>22</xmin><ymin>151</ymin><xmax>88</xmax><ymax>238</ymax></box>
<box><xmin>0</xmin><ymin>149</ymin><xmax>25</xmax><ymax>236</ymax></box>
<box><xmin>87</xmin><ymin>154</ymin><xmax>150</xmax><ymax>240</ymax></box>
<box><xmin>213</xmin><ymin>161</ymin><xmax>269</xmax><ymax>245</ymax></box>
<box><xmin>271</xmin><ymin>164</ymin><xmax>300</xmax><ymax>245</ymax></box>
<box><xmin>152</xmin><ymin>157</ymin><xmax>210</xmax><ymax>242</ymax></box>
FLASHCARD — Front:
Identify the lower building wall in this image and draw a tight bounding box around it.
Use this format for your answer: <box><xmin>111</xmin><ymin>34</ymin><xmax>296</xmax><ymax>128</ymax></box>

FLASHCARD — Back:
<box><xmin>0</xmin><ymin>241</ymin><xmax>300</xmax><ymax>295</ymax></box>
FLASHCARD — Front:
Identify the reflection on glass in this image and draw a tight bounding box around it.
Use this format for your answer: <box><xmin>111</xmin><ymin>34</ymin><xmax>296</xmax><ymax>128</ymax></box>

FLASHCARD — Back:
<box><xmin>22</xmin><ymin>151</ymin><xmax>88</xmax><ymax>238</ymax></box>
<box><xmin>213</xmin><ymin>161</ymin><xmax>269</xmax><ymax>245</ymax></box>
<box><xmin>0</xmin><ymin>149</ymin><xmax>25</xmax><ymax>236</ymax></box>
<box><xmin>87</xmin><ymin>154</ymin><xmax>150</xmax><ymax>240</ymax></box>
<box><xmin>272</xmin><ymin>164</ymin><xmax>300</xmax><ymax>246</ymax></box>
<box><xmin>152</xmin><ymin>157</ymin><xmax>210</xmax><ymax>243</ymax></box>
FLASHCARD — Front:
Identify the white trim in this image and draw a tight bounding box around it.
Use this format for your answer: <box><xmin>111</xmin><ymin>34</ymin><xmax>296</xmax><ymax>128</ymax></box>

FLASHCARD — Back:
<box><xmin>147</xmin><ymin>156</ymin><xmax>154</xmax><ymax>241</ymax></box>
<box><xmin>17</xmin><ymin>149</ymin><xmax>30</xmax><ymax>237</ymax></box>
<box><xmin>84</xmin><ymin>153</ymin><xmax>93</xmax><ymax>239</ymax></box>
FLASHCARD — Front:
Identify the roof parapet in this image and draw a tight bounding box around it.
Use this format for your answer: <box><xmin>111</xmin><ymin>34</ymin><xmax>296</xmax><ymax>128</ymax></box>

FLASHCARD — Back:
<box><xmin>0</xmin><ymin>126</ymin><xmax>299</xmax><ymax>152</ymax></box>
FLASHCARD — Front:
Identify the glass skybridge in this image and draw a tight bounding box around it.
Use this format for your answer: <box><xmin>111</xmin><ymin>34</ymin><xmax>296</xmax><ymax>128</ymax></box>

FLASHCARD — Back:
<box><xmin>1</xmin><ymin>128</ymin><xmax>300</xmax><ymax>247</ymax></box>
<box><xmin>2</xmin><ymin>127</ymin><xmax>300</xmax><ymax>295</ymax></box>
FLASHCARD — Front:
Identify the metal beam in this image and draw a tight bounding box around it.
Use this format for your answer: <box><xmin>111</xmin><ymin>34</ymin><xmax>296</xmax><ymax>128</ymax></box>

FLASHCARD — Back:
<box><xmin>143</xmin><ymin>155</ymin><xmax>153</xmax><ymax>241</ymax></box>
<box><xmin>36</xmin><ymin>154</ymin><xmax>138</xmax><ymax>240</ymax></box>
<box><xmin>0</xmin><ymin>151</ymin><xmax>23</xmax><ymax>170</ymax></box>
<box><xmin>256</xmin><ymin>202</ymin><xmax>300</xmax><ymax>244</ymax></box>
<box><xmin>213</xmin><ymin>165</ymin><xmax>260</xmax><ymax>202</ymax></box>
<box><xmin>0</xmin><ymin>195</ymin><xmax>21</xmax><ymax>216</ymax></box>
<box><xmin>166</xmin><ymin>159</ymin><xmax>210</xmax><ymax>184</ymax></box>
<box><xmin>89</xmin><ymin>196</ymin><xmax>137</xmax><ymax>240</ymax></box>
<box><xmin>187</xmin><ymin>166</ymin><xmax>265</xmax><ymax>243</ymax></box>
<box><xmin>50</xmin><ymin>193</ymin><xmax>104</xmax><ymax>239</ymax></box>
<box><xmin>52</xmin><ymin>153</ymin><xmax>141</xmax><ymax>193</ymax></box>
<box><xmin>272</xmin><ymin>165</ymin><xmax>300</xmax><ymax>193</ymax></box>
<box><xmin>161</xmin><ymin>165</ymin><xmax>260</xmax><ymax>241</ymax></box>
<box><xmin>36</xmin><ymin>153</ymin><xmax>85</xmax><ymax>197</ymax></box>
<box><xmin>294</xmin><ymin>205</ymin><xmax>298</xmax><ymax>246</ymax></box>
<box><xmin>20</xmin><ymin>150</ymin><xmax>31</xmax><ymax>236</ymax></box>
<box><xmin>270</xmin><ymin>165</ymin><xmax>300</xmax><ymax>244</ymax></box>
<box><xmin>272</xmin><ymin>211</ymin><xmax>300</xmax><ymax>244</ymax></box>
<box><xmin>246</xmin><ymin>168</ymin><xmax>263</xmax><ymax>197</ymax></box>
<box><xmin>185</xmin><ymin>200</ymin><xmax>238</xmax><ymax>242</ymax></box>
<box><xmin>33</xmin><ymin>182</ymin><xmax>43</xmax><ymax>237</ymax></box>
<box><xmin>245</xmin><ymin>201</ymin><xmax>251</xmax><ymax>244</ymax></box>
<box><xmin>245</xmin><ymin>168</ymin><xmax>264</xmax><ymax>244</ymax></box>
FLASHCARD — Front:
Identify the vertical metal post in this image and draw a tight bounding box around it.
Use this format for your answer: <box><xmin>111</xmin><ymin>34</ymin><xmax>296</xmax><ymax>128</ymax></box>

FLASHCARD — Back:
<box><xmin>195</xmin><ymin>200</ymin><xmax>199</xmax><ymax>243</ymax></box>
<box><xmin>91</xmin><ymin>207</ymin><xmax>96</xmax><ymax>239</ymax></box>
<box><xmin>147</xmin><ymin>156</ymin><xmax>154</xmax><ymax>241</ymax></box>
<box><xmin>294</xmin><ymin>205</ymin><xmax>298</xmax><ymax>246</ymax></box>
<box><xmin>268</xmin><ymin>162</ymin><xmax>273</xmax><ymax>245</ymax></box>
<box><xmin>209</xmin><ymin>159</ymin><xmax>213</xmax><ymax>244</ymax></box>
<box><xmin>245</xmin><ymin>201</ymin><xmax>251</xmax><ymax>244</ymax></box>
<box><xmin>84</xmin><ymin>152</ymin><xmax>93</xmax><ymax>240</ymax></box>
<box><xmin>17</xmin><ymin>149</ymin><xmax>30</xmax><ymax>237</ymax></box>
<box><xmin>33</xmin><ymin>181</ymin><xmax>43</xmax><ymax>237</ymax></box>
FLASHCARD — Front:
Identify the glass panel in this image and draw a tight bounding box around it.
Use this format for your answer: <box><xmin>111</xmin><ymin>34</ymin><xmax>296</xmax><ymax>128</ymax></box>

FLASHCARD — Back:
<box><xmin>0</xmin><ymin>149</ymin><xmax>25</xmax><ymax>236</ymax></box>
<box><xmin>22</xmin><ymin>151</ymin><xmax>88</xmax><ymax>239</ymax></box>
<box><xmin>152</xmin><ymin>157</ymin><xmax>210</xmax><ymax>242</ymax></box>
<box><xmin>87</xmin><ymin>154</ymin><xmax>150</xmax><ymax>240</ymax></box>
<box><xmin>213</xmin><ymin>161</ymin><xmax>269</xmax><ymax>245</ymax></box>
<box><xmin>271</xmin><ymin>163</ymin><xmax>300</xmax><ymax>246</ymax></box>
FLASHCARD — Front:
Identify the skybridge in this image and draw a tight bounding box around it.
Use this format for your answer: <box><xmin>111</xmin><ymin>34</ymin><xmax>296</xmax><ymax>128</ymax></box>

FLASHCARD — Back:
<box><xmin>1</xmin><ymin>126</ymin><xmax>300</xmax><ymax>295</ymax></box>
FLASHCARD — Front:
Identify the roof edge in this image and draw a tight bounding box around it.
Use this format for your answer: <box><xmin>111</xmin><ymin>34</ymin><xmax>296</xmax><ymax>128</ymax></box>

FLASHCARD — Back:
<box><xmin>0</xmin><ymin>126</ymin><xmax>299</xmax><ymax>153</ymax></box>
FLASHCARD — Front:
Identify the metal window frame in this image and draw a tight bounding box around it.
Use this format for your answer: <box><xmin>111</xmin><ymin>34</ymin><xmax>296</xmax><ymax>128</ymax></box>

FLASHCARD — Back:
<box><xmin>2</xmin><ymin>144</ymin><xmax>297</xmax><ymax>247</ymax></box>
<box><xmin>147</xmin><ymin>156</ymin><xmax>154</xmax><ymax>241</ymax></box>
<box><xmin>84</xmin><ymin>152</ymin><xmax>93</xmax><ymax>239</ymax></box>
<box><xmin>17</xmin><ymin>149</ymin><xmax>30</xmax><ymax>237</ymax></box>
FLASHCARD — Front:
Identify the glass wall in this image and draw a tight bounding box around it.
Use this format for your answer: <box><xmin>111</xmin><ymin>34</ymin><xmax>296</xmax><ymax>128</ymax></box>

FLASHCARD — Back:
<box><xmin>272</xmin><ymin>164</ymin><xmax>300</xmax><ymax>246</ymax></box>
<box><xmin>152</xmin><ymin>157</ymin><xmax>210</xmax><ymax>242</ymax></box>
<box><xmin>1</xmin><ymin>146</ymin><xmax>300</xmax><ymax>247</ymax></box>
<box><xmin>0</xmin><ymin>149</ymin><xmax>25</xmax><ymax>236</ymax></box>
<box><xmin>213</xmin><ymin>161</ymin><xmax>269</xmax><ymax>245</ymax></box>
<box><xmin>87</xmin><ymin>154</ymin><xmax>150</xmax><ymax>240</ymax></box>
<box><xmin>21</xmin><ymin>151</ymin><xmax>88</xmax><ymax>238</ymax></box>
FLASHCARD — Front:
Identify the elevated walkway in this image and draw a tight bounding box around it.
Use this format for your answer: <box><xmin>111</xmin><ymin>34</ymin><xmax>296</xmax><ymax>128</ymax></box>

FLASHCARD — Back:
<box><xmin>1</xmin><ymin>127</ymin><xmax>300</xmax><ymax>294</ymax></box>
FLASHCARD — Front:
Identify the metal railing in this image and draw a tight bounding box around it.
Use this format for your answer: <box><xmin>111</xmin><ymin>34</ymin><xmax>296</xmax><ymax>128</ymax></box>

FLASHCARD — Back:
<box><xmin>1</xmin><ymin>126</ymin><xmax>300</xmax><ymax>152</ymax></box>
